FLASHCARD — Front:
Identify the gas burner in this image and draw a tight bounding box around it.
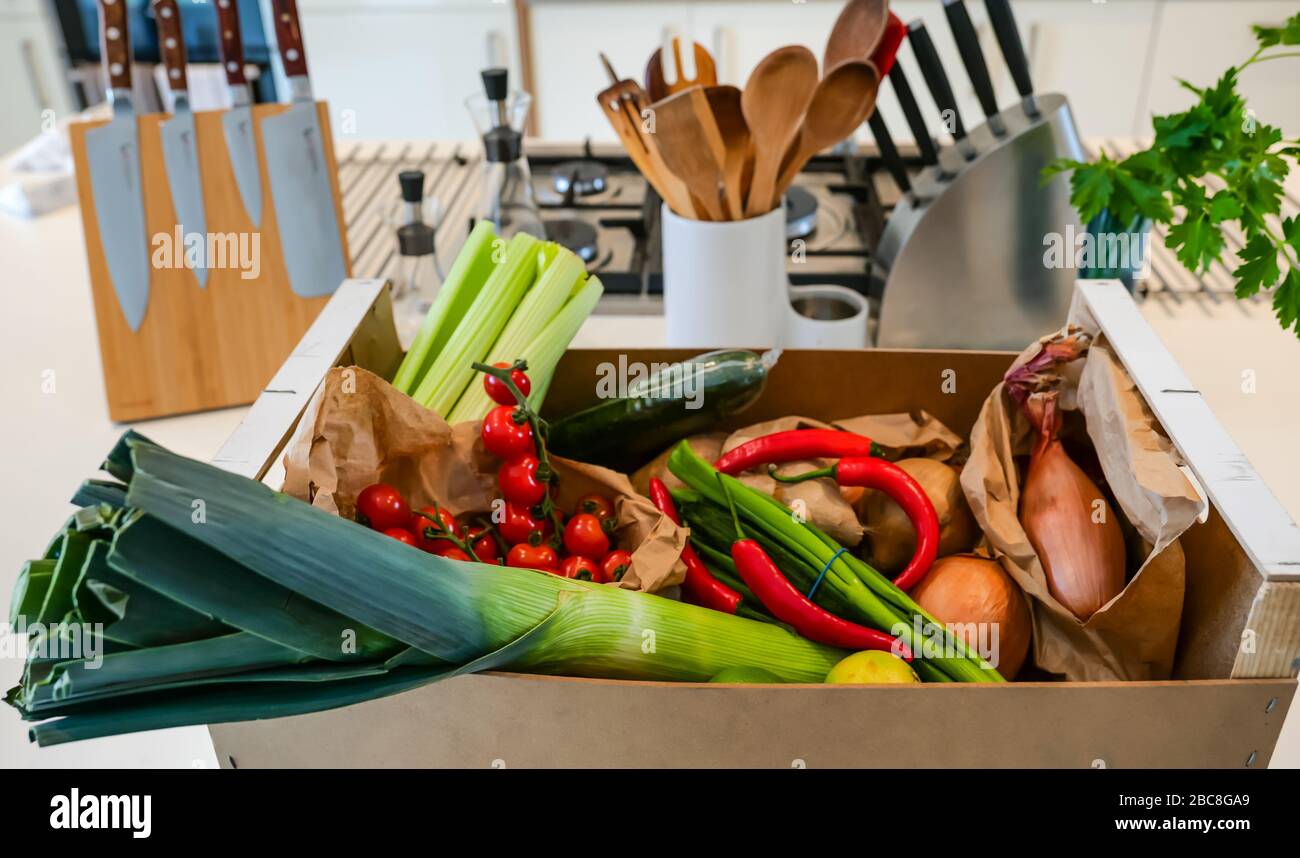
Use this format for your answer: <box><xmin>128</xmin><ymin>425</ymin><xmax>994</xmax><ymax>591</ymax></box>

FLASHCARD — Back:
<box><xmin>784</xmin><ymin>186</ymin><xmax>819</xmax><ymax>240</ymax></box>
<box><xmin>552</xmin><ymin>160</ymin><xmax>609</xmax><ymax>197</ymax></box>
<box><xmin>545</xmin><ymin>218</ymin><xmax>600</xmax><ymax>263</ymax></box>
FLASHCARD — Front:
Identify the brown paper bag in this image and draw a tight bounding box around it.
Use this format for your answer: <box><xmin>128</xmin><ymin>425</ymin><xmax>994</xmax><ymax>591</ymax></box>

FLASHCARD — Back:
<box><xmin>282</xmin><ymin>367</ymin><xmax>688</xmax><ymax>593</ymax></box>
<box><xmin>961</xmin><ymin>330</ymin><xmax>1203</xmax><ymax>681</ymax></box>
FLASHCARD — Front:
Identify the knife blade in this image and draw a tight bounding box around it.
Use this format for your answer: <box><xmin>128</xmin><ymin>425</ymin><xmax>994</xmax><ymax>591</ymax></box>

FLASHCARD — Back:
<box><xmin>215</xmin><ymin>0</ymin><xmax>262</xmax><ymax>226</ymax></box>
<box><xmin>154</xmin><ymin>0</ymin><xmax>207</xmax><ymax>288</ymax></box>
<box><xmin>261</xmin><ymin>0</ymin><xmax>347</xmax><ymax>297</ymax></box>
<box><xmin>85</xmin><ymin>0</ymin><xmax>150</xmax><ymax>331</ymax></box>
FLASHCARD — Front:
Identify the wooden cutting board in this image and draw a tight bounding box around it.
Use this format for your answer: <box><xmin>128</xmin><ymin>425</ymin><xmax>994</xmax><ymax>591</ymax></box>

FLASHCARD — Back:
<box><xmin>69</xmin><ymin>101</ymin><xmax>350</xmax><ymax>422</ymax></box>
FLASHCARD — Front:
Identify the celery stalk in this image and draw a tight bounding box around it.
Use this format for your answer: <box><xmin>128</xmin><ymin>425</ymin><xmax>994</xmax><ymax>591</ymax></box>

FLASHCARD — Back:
<box><xmin>523</xmin><ymin>275</ymin><xmax>604</xmax><ymax>409</ymax></box>
<box><xmin>391</xmin><ymin>220</ymin><xmax>499</xmax><ymax>395</ymax></box>
<box><xmin>411</xmin><ymin>232</ymin><xmax>542</xmax><ymax>416</ymax></box>
<box><xmin>445</xmin><ymin>245</ymin><xmax>588</xmax><ymax>423</ymax></box>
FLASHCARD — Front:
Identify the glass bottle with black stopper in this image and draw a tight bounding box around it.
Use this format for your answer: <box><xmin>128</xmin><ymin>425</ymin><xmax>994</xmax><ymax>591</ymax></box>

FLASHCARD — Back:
<box><xmin>466</xmin><ymin>67</ymin><xmax>545</xmax><ymax>239</ymax></box>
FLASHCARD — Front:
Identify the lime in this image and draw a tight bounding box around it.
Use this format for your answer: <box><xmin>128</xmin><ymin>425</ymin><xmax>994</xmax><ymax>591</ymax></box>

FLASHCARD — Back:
<box><xmin>709</xmin><ymin>666</ymin><xmax>783</xmax><ymax>684</ymax></box>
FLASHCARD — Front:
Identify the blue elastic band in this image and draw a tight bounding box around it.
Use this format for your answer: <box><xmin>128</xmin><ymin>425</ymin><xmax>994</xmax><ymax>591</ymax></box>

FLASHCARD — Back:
<box><xmin>808</xmin><ymin>547</ymin><xmax>849</xmax><ymax>600</ymax></box>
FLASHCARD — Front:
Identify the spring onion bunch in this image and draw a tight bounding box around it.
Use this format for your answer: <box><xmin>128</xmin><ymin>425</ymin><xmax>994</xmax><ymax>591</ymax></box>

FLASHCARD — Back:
<box><xmin>5</xmin><ymin>434</ymin><xmax>842</xmax><ymax>746</ymax></box>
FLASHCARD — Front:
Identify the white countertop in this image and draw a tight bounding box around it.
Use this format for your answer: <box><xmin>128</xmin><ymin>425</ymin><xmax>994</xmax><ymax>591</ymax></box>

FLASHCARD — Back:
<box><xmin>2</xmin><ymin>159</ymin><xmax>1298</xmax><ymax>769</ymax></box>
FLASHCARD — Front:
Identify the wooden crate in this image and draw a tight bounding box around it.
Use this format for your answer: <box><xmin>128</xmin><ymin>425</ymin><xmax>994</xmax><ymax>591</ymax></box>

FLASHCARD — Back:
<box><xmin>207</xmin><ymin>280</ymin><xmax>1299</xmax><ymax>768</ymax></box>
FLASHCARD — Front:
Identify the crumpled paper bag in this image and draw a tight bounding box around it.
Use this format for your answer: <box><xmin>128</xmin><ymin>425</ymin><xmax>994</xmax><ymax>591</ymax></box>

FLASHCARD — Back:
<box><xmin>633</xmin><ymin>412</ymin><xmax>963</xmax><ymax>547</ymax></box>
<box><xmin>961</xmin><ymin>329</ymin><xmax>1204</xmax><ymax>681</ymax></box>
<box><xmin>281</xmin><ymin>366</ymin><xmax>688</xmax><ymax>593</ymax></box>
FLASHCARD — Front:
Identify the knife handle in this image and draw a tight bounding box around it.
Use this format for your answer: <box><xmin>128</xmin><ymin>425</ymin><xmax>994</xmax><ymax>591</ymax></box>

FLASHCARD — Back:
<box><xmin>907</xmin><ymin>20</ymin><xmax>966</xmax><ymax>141</ymax></box>
<box><xmin>270</xmin><ymin>0</ymin><xmax>309</xmax><ymax>78</ymax></box>
<box><xmin>867</xmin><ymin>112</ymin><xmax>911</xmax><ymax>195</ymax></box>
<box><xmin>152</xmin><ymin>0</ymin><xmax>188</xmax><ymax>93</ymax></box>
<box><xmin>943</xmin><ymin>0</ymin><xmax>999</xmax><ymax>120</ymax></box>
<box><xmin>98</xmin><ymin>0</ymin><xmax>131</xmax><ymax>90</ymax></box>
<box><xmin>215</xmin><ymin>0</ymin><xmax>247</xmax><ymax>87</ymax></box>
<box><xmin>984</xmin><ymin>0</ymin><xmax>1034</xmax><ymax>98</ymax></box>
<box><xmin>888</xmin><ymin>63</ymin><xmax>939</xmax><ymax>168</ymax></box>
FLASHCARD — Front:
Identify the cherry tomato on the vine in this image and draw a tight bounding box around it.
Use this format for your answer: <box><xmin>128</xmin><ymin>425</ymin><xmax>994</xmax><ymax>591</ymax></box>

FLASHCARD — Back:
<box><xmin>498</xmin><ymin>502</ymin><xmax>549</xmax><ymax>546</ymax></box>
<box><xmin>484</xmin><ymin>362</ymin><xmax>532</xmax><ymax>406</ymax></box>
<box><xmin>498</xmin><ymin>455</ymin><xmax>547</xmax><ymax>506</ymax></box>
<box><xmin>466</xmin><ymin>526</ymin><xmax>500</xmax><ymax>563</ymax></box>
<box><xmin>601</xmin><ymin>550</ymin><xmax>633</xmax><ymax>583</ymax></box>
<box><xmin>382</xmin><ymin>527</ymin><xmax>419</xmax><ymax>547</ymax></box>
<box><xmin>481</xmin><ymin>406</ymin><xmax>535</xmax><ymax>460</ymax></box>
<box><xmin>559</xmin><ymin>554</ymin><xmax>604</xmax><ymax>582</ymax></box>
<box><xmin>432</xmin><ymin>545</ymin><xmax>472</xmax><ymax>562</ymax></box>
<box><xmin>356</xmin><ymin>484</ymin><xmax>410</xmax><ymax>532</ymax></box>
<box><xmin>506</xmin><ymin>543</ymin><xmax>558</xmax><ymax>571</ymax></box>
<box><xmin>563</xmin><ymin>513</ymin><xmax>610</xmax><ymax>560</ymax></box>
<box><xmin>575</xmin><ymin>493</ymin><xmax>614</xmax><ymax>521</ymax></box>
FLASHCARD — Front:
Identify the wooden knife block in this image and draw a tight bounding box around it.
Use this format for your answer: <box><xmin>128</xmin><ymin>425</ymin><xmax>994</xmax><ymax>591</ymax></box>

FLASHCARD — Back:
<box><xmin>68</xmin><ymin>101</ymin><xmax>351</xmax><ymax>422</ymax></box>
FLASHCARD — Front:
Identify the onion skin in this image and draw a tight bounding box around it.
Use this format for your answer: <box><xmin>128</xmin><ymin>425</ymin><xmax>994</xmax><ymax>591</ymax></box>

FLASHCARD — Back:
<box><xmin>912</xmin><ymin>555</ymin><xmax>1031</xmax><ymax>679</ymax></box>
<box><xmin>1021</xmin><ymin>438</ymin><xmax>1126</xmax><ymax>621</ymax></box>
<box><xmin>861</xmin><ymin>458</ymin><xmax>978</xmax><ymax>573</ymax></box>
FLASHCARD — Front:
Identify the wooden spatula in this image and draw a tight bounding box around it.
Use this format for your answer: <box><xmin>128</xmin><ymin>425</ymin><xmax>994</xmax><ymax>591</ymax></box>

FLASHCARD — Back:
<box><xmin>596</xmin><ymin>77</ymin><xmax>699</xmax><ymax>218</ymax></box>
<box><xmin>650</xmin><ymin>87</ymin><xmax>730</xmax><ymax>220</ymax></box>
<box><xmin>646</xmin><ymin>37</ymin><xmax>718</xmax><ymax>103</ymax></box>
<box><xmin>741</xmin><ymin>45</ymin><xmax>819</xmax><ymax>217</ymax></box>
<box><xmin>704</xmin><ymin>85</ymin><xmax>749</xmax><ymax>220</ymax></box>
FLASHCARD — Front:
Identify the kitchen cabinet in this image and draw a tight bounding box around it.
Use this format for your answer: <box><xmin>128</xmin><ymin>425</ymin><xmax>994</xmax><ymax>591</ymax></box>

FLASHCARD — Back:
<box><xmin>0</xmin><ymin>0</ymin><xmax>75</xmax><ymax>153</ymax></box>
<box><xmin>292</xmin><ymin>0</ymin><xmax>519</xmax><ymax>141</ymax></box>
<box><xmin>1142</xmin><ymin>1</ymin><xmax>1300</xmax><ymax>137</ymax></box>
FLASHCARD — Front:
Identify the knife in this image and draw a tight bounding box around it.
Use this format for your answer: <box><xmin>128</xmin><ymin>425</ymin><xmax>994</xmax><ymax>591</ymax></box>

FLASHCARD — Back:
<box><xmin>942</xmin><ymin>0</ymin><xmax>1006</xmax><ymax>137</ymax></box>
<box><xmin>85</xmin><ymin>0</ymin><xmax>150</xmax><ymax>331</ymax></box>
<box><xmin>261</xmin><ymin>0</ymin><xmax>348</xmax><ymax>297</ymax></box>
<box><xmin>215</xmin><ymin>0</ymin><xmax>262</xmax><ymax>226</ymax></box>
<box><xmin>906</xmin><ymin>20</ymin><xmax>976</xmax><ymax>161</ymax></box>
<box><xmin>153</xmin><ymin>0</ymin><xmax>208</xmax><ymax>288</ymax></box>
<box><xmin>983</xmin><ymin>0</ymin><xmax>1039</xmax><ymax>118</ymax></box>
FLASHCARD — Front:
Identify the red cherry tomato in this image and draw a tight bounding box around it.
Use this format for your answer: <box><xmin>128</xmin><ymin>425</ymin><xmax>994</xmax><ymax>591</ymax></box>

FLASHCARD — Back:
<box><xmin>498</xmin><ymin>455</ymin><xmax>546</xmax><ymax>506</ymax></box>
<box><xmin>355</xmin><ymin>484</ymin><xmax>410</xmax><ymax>532</ymax></box>
<box><xmin>563</xmin><ymin>513</ymin><xmax>611</xmax><ymax>560</ymax></box>
<box><xmin>481</xmin><ymin>406</ymin><xmax>535</xmax><ymax>460</ymax></box>
<box><xmin>507</xmin><ymin>543</ymin><xmax>558</xmax><ymax>571</ymax></box>
<box><xmin>575</xmin><ymin>493</ymin><xmax>614</xmax><ymax>521</ymax></box>
<box><xmin>432</xmin><ymin>545</ymin><xmax>472</xmax><ymax>562</ymax></box>
<box><xmin>466</xmin><ymin>526</ymin><xmax>500</xmax><ymax>563</ymax></box>
<box><xmin>409</xmin><ymin>505</ymin><xmax>461</xmax><ymax>551</ymax></box>
<box><xmin>484</xmin><ymin>362</ymin><xmax>532</xmax><ymax>406</ymax></box>
<box><xmin>559</xmin><ymin>555</ymin><xmax>605</xmax><ymax>582</ymax></box>
<box><xmin>498</xmin><ymin>502</ymin><xmax>549</xmax><ymax>546</ymax></box>
<box><xmin>382</xmin><ymin>527</ymin><xmax>419</xmax><ymax>547</ymax></box>
<box><xmin>601</xmin><ymin>550</ymin><xmax>633</xmax><ymax>583</ymax></box>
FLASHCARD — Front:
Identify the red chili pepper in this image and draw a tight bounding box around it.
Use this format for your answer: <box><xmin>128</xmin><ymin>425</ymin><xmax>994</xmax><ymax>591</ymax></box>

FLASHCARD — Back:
<box><xmin>731</xmin><ymin>539</ymin><xmax>911</xmax><ymax>659</ymax></box>
<box><xmin>648</xmin><ymin>478</ymin><xmax>742</xmax><ymax>614</ymax></box>
<box><xmin>714</xmin><ymin>429</ymin><xmax>884</xmax><ymax>475</ymax></box>
<box><xmin>773</xmin><ymin>456</ymin><xmax>940</xmax><ymax>592</ymax></box>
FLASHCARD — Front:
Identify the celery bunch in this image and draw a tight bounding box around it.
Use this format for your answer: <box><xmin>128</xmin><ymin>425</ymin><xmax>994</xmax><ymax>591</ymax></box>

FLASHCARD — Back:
<box><xmin>392</xmin><ymin>223</ymin><xmax>601</xmax><ymax>420</ymax></box>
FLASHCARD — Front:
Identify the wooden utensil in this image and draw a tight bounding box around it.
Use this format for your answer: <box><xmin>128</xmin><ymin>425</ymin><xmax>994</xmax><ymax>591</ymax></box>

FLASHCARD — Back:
<box><xmin>645</xmin><ymin>38</ymin><xmax>718</xmax><ymax>102</ymax></box>
<box><xmin>650</xmin><ymin>87</ymin><xmax>730</xmax><ymax>221</ymax></box>
<box><xmin>741</xmin><ymin>45</ymin><xmax>819</xmax><ymax>217</ymax></box>
<box><xmin>823</xmin><ymin>0</ymin><xmax>889</xmax><ymax>73</ymax></box>
<box><xmin>596</xmin><ymin>78</ymin><xmax>698</xmax><ymax>217</ymax></box>
<box><xmin>771</xmin><ymin>60</ymin><xmax>880</xmax><ymax>208</ymax></box>
<box><xmin>703</xmin><ymin>85</ymin><xmax>749</xmax><ymax>221</ymax></box>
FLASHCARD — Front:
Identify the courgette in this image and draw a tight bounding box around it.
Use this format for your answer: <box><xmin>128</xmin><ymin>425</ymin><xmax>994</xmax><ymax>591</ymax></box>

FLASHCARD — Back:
<box><xmin>547</xmin><ymin>349</ymin><xmax>778</xmax><ymax>471</ymax></box>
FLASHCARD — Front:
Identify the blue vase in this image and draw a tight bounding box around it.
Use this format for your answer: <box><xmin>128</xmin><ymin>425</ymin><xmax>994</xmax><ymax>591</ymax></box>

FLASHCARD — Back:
<box><xmin>1083</xmin><ymin>210</ymin><xmax>1151</xmax><ymax>293</ymax></box>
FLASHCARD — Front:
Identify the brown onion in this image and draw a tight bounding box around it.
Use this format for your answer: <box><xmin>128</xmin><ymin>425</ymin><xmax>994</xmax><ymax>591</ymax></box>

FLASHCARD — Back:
<box><xmin>860</xmin><ymin>458</ymin><xmax>978</xmax><ymax>573</ymax></box>
<box><xmin>912</xmin><ymin>555</ymin><xmax>1032</xmax><ymax>679</ymax></box>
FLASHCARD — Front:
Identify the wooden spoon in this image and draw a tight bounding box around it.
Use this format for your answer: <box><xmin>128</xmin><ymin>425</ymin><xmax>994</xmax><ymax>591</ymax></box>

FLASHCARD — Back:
<box><xmin>771</xmin><ymin>60</ymin><xmax>881</xmax><ymax>208</ymax></box>
<box><xmin>596</xmin><ymin>78</ymin><xmax>699</xmax><ymax>217</ymax></box>
<box><xmin>704</xmin><ymin>85</ymin><xmax>749</xmax><ymax>221</ymax></box>
<box><xmin>650</xmin><ymin>87</ymin><xmax>730</xmax><ymax>220</ymax></box>
<box><xmin>823</xmin><ymin>0</ymin><xmax>889</xmax><ymax>73</ymax></box>
<box><xmin>646</xmin><ymin>37</ymin><xmax>718</xmax><ymax>102</ymax></box>
<box><xmin>741</xmin><ymin>45</ymin><xmax>819</xmax><ymax>217</ymax></box>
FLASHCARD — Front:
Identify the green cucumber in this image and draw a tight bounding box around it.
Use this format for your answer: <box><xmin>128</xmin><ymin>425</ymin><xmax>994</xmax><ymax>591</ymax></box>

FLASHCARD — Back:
<box><xmin>546</xmin><ymin>349</ymin><xmax>778</xmax><ymax>472</ymax></box>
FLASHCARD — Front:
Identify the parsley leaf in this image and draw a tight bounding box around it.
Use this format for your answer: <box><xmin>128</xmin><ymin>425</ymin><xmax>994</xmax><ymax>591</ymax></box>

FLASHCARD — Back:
<box><xmin>1233</xmin><ymin>234</ymin><xmax>1281</xmax><ymax>298</ymax></box>
<box><xmin>1253</xmin><ymin>13</ymin><xmax>1300</xmax><ymax>47</ymax></box>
